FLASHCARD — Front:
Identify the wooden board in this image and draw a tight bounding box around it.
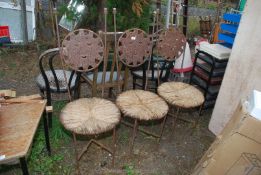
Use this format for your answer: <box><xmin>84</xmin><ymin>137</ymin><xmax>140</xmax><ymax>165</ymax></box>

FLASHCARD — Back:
<box><xmin>209</xmin><ymin>1</ymin><xmax>261</xmax><ymax>135</ymax></box>
<box><xmin>0</xmin><ymin>100</ymin><xmax>46</xmax><ymax>163</ymax></box>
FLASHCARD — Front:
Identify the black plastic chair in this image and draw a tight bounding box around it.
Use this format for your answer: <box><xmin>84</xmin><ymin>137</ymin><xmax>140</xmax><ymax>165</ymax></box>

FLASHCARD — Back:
<box><xmin>36</xmin><ymin>48</ymin><xmax>81</xmax><ymax>128</ymax></box>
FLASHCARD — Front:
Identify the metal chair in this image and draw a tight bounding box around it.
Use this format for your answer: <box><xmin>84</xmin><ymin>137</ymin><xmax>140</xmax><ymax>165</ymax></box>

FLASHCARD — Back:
<box><xmin>115</xmin><ymin>28</ymin><xmax>169</xmax><ymax>153</ymax></box>
<box><xmin>59</xmin><ymin>28</ymin><xmax>120</xmax><ymax>173</ymax></box>
<box><xmin>155</xmin><ymin>27</ymin><xmax>205</xmax><ymax>127</ymax></box>
<box><xmin>36</xmin><ymin>48</ymin><xmax>81</xmax><ymax>128</ymax></box>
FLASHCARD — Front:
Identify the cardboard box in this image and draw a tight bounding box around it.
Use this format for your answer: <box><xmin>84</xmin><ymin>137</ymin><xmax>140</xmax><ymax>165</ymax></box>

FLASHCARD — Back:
<box><xmin>192</xmin><ymin>102</ymin><xmax>261</xmax><ymax>175</ymax></box>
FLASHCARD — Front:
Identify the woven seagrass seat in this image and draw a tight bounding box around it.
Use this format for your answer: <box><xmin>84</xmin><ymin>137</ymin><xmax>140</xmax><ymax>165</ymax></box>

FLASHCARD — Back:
<box><xmin>60</xmin><ymin>98</ymin><xmax>120</xmax><ymax>135</ymax></box>
<box><xmin>116</xmin><ymin>90</ymin><xmax>168</xmax><ymax>120</ymax></box>
<box><xmin>157</xmin><ymin>82</ymin><xmax>204</xmax><ymax>108</ymax></box>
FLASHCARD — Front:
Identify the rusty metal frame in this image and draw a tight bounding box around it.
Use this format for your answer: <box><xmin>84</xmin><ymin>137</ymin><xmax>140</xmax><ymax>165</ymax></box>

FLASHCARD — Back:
<box><xmin>167</xmin><ymin>105</ymin><xmax>204</xmax><ymax>129</ymax></box>
<box><xmin>72</xmin><ymin>127</ymin><xmax>117</xmax><ymax>174</ymax></box>
<box><xmin>122</xmin><ymin>115</ymin><xmax>167</xmax><ymax>153</ymax></box>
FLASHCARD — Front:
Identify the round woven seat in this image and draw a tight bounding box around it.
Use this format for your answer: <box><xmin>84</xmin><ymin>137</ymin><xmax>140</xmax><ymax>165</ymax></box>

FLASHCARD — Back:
<box><xmin>60</xmin><ymin>98</ymin><xmax>120</xmax><ymax>135</ymax></box>
<box><xmin>116</xmin><ymin>90</ymin><xmax>169</xmax><ymax>120</ymax></box>
<box><xmin>158</xmin><ymin>82</ymin><xmax>204</xmax><ymax>108</ymax></box>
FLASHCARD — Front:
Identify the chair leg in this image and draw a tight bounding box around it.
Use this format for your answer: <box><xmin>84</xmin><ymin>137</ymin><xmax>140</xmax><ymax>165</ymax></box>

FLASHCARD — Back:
<box><xmin>108</xmin><ymin>87</ymin><xmax>113</xmax><ymax>98</ymax></box>
<box><xmin>112</xmin><ymin>127</ymin><xmax>116</xmax><ymax>167</ymax></box>
<box><xmin>129</xmin><ymin>119</ymin><xmax>138</xmax><ymax>153</ymax></box>
<box><xmin>47</xmin><ymin>112</ymin><xmax>52</xmax><ymax>128</ymax></box>
<box><xmin>73</xmin><ymin>133</ymin><xmax>80</xmax><ymax>175</ymax></box>
<box><xmin>173</xmin><ymin>107</ymin><xmax>180</xmax><ymax>129</ymax></box>
<box><xmin>133</xmin><ymin>77</ymin><xmax>136</xmax><ymax>89</ymax></box>
<box><xmin>195</xmin><ymin>104</ymin><xmax>204</xmax><ymax>127</ymax></box>
<box><xmin>158</xmin><ymin>115</ymin><xmax>167</xmax><ymax>142</ymax></box>
<box><xmin>199</xmin><ymin>103</ymin><xmax>204</xmax><ymax>116</ymax></box>
<box><xmin>46</xmin><ymin>91</ymin><xmax>52</xmax><ymax>128</ymax></box>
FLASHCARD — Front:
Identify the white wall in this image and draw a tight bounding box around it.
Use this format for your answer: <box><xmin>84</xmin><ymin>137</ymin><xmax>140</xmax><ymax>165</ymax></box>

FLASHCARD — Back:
<box><xmin>209</xmin><ymin>0</ymin><xmax>261</xmax><ymax>135</ymax></box>
<box><xmin>0</xmin><ymin>0</ymin><xmax>35</xmax><ymax>42</ymax></box>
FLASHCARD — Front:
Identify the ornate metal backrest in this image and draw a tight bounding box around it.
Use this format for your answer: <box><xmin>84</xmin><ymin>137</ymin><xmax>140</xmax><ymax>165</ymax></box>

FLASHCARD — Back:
<box><xmin>61</xmin><ymin>29</ymin><xmax>104</xmax><ymax>72</ymax></box>
<box><xmin>117</xmin><ymin>28</ymin><xmax>152</xmax><ymax>68</ymax></box>
<box><xmin>155</xmin><ymin>27</ymin><xmax>186</xmax><ymax>62</ymax></box>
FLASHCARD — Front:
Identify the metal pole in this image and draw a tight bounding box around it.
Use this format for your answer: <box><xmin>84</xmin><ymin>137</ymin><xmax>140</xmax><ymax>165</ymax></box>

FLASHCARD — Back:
<box><xmin>20</xmin><ymin>0</ymin><xmax>28</xmax><ymax>44</ymax></box>
<box><xmin>166</xmin><ymin>0</ymin><xmax>171</xmax><ymax>28</ymax></box>
<box><xmin>183</xmin><ymin>0</ymin><xmax>188</xmax><ymax>36</ymax></box>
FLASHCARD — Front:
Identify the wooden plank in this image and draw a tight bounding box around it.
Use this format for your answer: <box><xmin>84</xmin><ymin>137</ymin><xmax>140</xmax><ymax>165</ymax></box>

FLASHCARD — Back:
<box><xmin>0</xmin><ymin>90</ymin><xmax>16</xmax><ymax>98</ymax></box>
<box><xmin>0</xmin><ymin>100</ymin><xmax>46</xmax><ymax>163</ymax></box>
<box><xmin>209</xmin><ymin>1</ymin><xmax>261</xmax><ymax>135</ymax></box>
<box><xmin>0</xmin><ymin>94</ymin><xmax>42</xmax><ymax>104</ymax></box>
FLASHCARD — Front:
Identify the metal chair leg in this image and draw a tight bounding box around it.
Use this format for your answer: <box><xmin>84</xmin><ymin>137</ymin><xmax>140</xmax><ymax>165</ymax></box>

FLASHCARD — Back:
<box><xmin>73</xmin><ymin>133</ymin><xmax>81</xmax><ymax>175</ymax></box>
<box><xmin>129</xmin><ymin>119</ymin><xmax>138</xmax><ymax>153</ymax></box>
<box><xmin>173</xmin><ymin>107</ymin><xmax>180</xmax><ymax>129</ymax></box>
<box><xmin>133</xmin><ymin>77</ymin><xmax>136</xmax><ymax>89</ymax></box>
<box><xmin>43</xmin><ymin>110</ymin><xmax>51</xmax><ymax>155</ymax></box>
<box><xmin>158</xmin><ymin>115</ymin><xmax>167</xmax><ymax>142</ymax></box>
<box><xmin>112</xmin><ymin>127</ymin><xmax>116</xmax><ymax>167</ymax></box>
<box><xmin>195</xmin><ymin>104</ymin><xmax>204</xmax><ymax>127</ymax></box>
<box><xmin>20</xmin><ymin>157</ymin><xmax>29</xmax><ymax>175</ymax></box>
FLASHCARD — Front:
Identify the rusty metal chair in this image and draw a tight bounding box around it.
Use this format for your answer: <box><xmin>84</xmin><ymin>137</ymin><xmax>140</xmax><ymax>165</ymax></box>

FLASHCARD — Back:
<box><xmin>115</xmin><ymin>28</ymin><xmax>169</xmax><ymax>153</ymax></box>
<box><xmin>155</xmin><ymin>27</ymin><xmax>205</xmax><ymax>127</ymax></box>
<box><xmin>36</xmin><ymin>48</ymin><xmax>81</xmax><ymax>128</ymax></box>
<box><xmin>59</xmin><ymin>28</ymin><xmax>120</xmax><ymax>173</ymax></box>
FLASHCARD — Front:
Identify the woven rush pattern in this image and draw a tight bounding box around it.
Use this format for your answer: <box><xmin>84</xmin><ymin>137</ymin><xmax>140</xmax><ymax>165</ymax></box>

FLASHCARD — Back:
<box><xmin>117</xmin><ymin>28</ymin><xmax>152</xmax><ymax>67</ymax></box>
<box><xmin>60</xmin><ymin>98</ymin><xmax>120</xmax><ymax>135</ymax></box>
<box><xmin>155</xmin><ymin>27</ymin><xmax>186</xmax><ymax>61</ymax></box>
<box><xmin>61</xmin><ymin>29</ymin><xmax>104</xmax><ymax>72</ymax></box>
<box><xmin>158</xmin><ymin>82</ymin><xmax>204</xmax><ymax>108</ymax></box>
<box><xmin>116</xmin><ymin>90</ymin><xmax>168</xmax><ymax>120</ymax></box>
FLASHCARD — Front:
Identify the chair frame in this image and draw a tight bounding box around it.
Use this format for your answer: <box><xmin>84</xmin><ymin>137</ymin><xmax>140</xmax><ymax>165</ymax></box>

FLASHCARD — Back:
<box><xmin>38</xmin><ymin>48</ymin><xmax>81</xmax><ymax>127</ymax></box>
<box><xmin>58</xmin><ymin>26</ymin><xmax>121</xmax><ymax>173</ymax></box>
<box><xmin>115</xmin><ymin>27</ymin><xmax>169</xmax><ymax>153</ymax></box>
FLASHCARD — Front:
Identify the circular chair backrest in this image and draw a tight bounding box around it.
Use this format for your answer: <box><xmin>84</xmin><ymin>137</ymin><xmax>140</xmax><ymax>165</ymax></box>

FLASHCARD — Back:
<box><xmin>155</xmin><ymin>27</ymin><xmax>186</xmax><ymax>62</ymax></box>
<box><xmin>61</xmin><ymin>29</ymin><xmax>104</xmax><ymax>72</ymax></box>
<box><xmin>117</xmin><ymin>28</ymin><xmax>152</xmax><ymax>68</ymax></box>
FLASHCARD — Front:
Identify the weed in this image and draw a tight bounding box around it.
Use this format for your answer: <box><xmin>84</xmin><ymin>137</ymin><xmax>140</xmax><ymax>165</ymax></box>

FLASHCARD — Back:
<box><xmin>8</xmin><ymin>62</ymin><xmax>16</xmax><ymax>69</ymax></box>
<box><xmin>124</xmin><ymin>164</ymin><xmax>139</xmax><ymax>175</ymax></box>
